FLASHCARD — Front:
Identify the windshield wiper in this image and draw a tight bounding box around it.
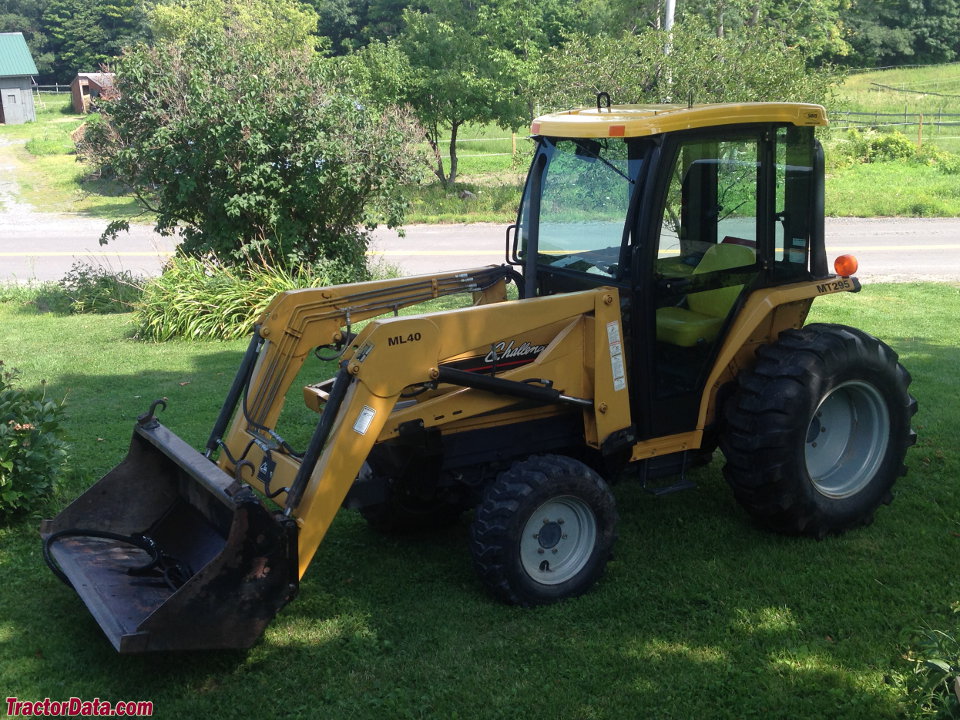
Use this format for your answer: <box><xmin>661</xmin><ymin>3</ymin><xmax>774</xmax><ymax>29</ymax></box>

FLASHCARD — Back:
<box><xmin>573</xmin><ymin>140</ymin><xmax>635</xmax><ymax>184</ymax></box>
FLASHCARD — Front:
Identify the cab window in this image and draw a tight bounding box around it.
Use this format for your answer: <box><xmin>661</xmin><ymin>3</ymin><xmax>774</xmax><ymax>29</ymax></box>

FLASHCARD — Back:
<box><xmin>517</xmin><ymin>137</ymin><xmax>647</xmax><ymax>279</ymax></box>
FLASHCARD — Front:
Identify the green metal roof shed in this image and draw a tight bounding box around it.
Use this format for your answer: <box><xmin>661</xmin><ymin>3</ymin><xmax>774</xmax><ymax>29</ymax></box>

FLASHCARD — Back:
<box><xmin>0</xmin><ymin>32</ymin><xmax>38</xmax><ymax>124</ymax></box>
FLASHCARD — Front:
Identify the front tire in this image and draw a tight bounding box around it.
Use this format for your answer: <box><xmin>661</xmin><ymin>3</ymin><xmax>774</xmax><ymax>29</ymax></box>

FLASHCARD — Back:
<box><xmin>469</xmin><ymin>454</ymin><xmax>617</xmax><ymax>606</ymax></box>
<box><xmin>720</xmin><ymin>323</ymin><xmax>917</xmax><ymax>537</ymax></box>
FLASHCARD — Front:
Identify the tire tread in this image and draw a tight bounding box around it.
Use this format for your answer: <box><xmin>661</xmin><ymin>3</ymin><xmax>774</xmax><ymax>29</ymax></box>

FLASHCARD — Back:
<box><xmin>720</xmin><ymin>323</ymin><xmax>917</xmax><ymax>537</ymax></box>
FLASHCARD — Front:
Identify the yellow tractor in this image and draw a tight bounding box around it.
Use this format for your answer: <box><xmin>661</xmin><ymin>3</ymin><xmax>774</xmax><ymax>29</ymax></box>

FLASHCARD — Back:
<box><xmin>42</xmin><ymin>100</ymin><xmax>917</xmax><ymax>652</ymax></box>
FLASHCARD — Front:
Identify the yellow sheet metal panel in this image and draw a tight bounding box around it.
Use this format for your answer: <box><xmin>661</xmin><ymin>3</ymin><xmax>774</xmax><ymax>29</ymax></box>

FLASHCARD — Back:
<box><xmin>531</xmin><ymin>103</ymin><xmax>828</xmax><ymax>138</ymax></box>
<box><xmin>629</xmin><ymin>431</ymin><xmax>703</xmax><ymax>461</ymax></box>
<box><xmin>695</xmin><ymin>276</ymin><xmax>857</xmax><ymax>429</ymax></box>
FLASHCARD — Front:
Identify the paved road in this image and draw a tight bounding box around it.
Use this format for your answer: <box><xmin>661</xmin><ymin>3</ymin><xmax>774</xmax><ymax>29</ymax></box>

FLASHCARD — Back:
<box><xmin>2</xmin><ymin>216</ymin><xmax>959</xmax><ymax>283</ymax></box>
<box><xmin>1</xmin><ymin>167</ymin><xmax>959</xmax><ymax>284</ymax></box>
<box><xmin>368</xmin><ymin>218</ymin><xmax>960</xmax><ymax>282</ymax></box>
<box><xmin>2</xmin><ymin>134</ymin><xmax>958</xmax><ymax>283</ymax></box>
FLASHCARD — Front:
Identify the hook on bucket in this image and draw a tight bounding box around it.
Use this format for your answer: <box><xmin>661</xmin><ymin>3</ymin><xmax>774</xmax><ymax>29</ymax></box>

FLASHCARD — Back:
<box><xmin>137</xmin><ymin>398</ymin><xmax>168</xmax><ymax>429</ymax></box>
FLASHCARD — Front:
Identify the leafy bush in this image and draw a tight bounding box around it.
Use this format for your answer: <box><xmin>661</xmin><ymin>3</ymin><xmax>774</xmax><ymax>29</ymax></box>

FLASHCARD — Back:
<box><xmin>81</xmin><ymin>31</ymin><xmax>427</xmax><ymax>273</ymax></box>
<box><xmin>827</xmin><ymin>129</ymin><xmax>960</xmax><ymax>177</ymax></box>
<box><xmin>938</xmin><ymin>155</ymin><xmax>960</xmax><ymax>176</ymax></box>
<box><xmin>870</xmin><ymin>131</ymin><xmax>917</xmax><ymax>161</ymax></box>
<box><xmin>5</xmin><ymin>263</ymin><xmax>144</xmax><ymax>315</ymax></box>
<box><xmin>905</xmin><ymin>611</ymin><xmax>960</xmax><ymax>718</ymax></box>
<box><xmin>914</xmin><ymin>144</ymin><xmax>960</xmax><ymax>176</ymax></box>
<box><xmin>134</xmin><ymin>255</ymin><xmax>370</xmax><ymax>341</ymax></box>
<box><xmin>57</xmin><ymin>261</ymin><xmax>144</xmax><ymax>314</ymax></box>
<box><xmin>827</xmin><ymin>128</ymin><xmax>889</xmax><ymax>166</ymax></box>
<box><xmin>0</xmin><ymin>363</ymin><xmax>68</xmax><ymax>516</ymax></box>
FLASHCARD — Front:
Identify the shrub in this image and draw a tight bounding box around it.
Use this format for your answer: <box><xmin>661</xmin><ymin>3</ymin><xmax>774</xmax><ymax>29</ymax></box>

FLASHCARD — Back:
<box><xmin>82</xmin><ymin>32</ymin><xmax>427</xmax><ymax>273</ymax></box>
<box><xmin>869</xmin><ymin>130</ymin><xmax>916</xmax><ymax>161</ymax></box>
<box><xmin>905</xmin><ymin>612</ymin><xmax>960</xmax><ymax>718</ymax></box>
<box><xmin>827</xmin><ymin>128</ymin><xmax>921</xmax><ymax>164</ymax></box>
<box><xmin>924</xmin><ymin>147</ymin><xmax>960</xmax><ymax>176</ymax></box>
<box><xmin>0</xmin><ymin>363</ymin><xmax>68</xmax><ymax>516</ymax></box>
<box><xmin>134</xmin><ymin>255</ymin><xmax>370</xmax><ymax>341</ymax></box>
<box><xmin>57</xmin><ymin>261</ymin><xmax>144</xmax><ymax>314</ymax></box>
<box><xmin>827</xmin><ymin>129</ymin><xmax>960</xmax><ymax>177</ymax></box>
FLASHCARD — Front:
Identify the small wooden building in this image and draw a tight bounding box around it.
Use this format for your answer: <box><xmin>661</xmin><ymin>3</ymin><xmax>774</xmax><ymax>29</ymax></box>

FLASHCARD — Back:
<box><xmin>71</xmin><ymin>72</ymin><xmax>116</xmax><ymax>114</ymax></box>
<box><xmin>0</xmin><ymin>32</ymin><xmax>38</xmax><ymax>125</ymax></box>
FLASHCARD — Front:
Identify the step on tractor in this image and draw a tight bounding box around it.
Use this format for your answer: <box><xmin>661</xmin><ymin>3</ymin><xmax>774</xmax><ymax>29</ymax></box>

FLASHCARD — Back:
<box><xmin>42</xmin><ymin>99</ymin><xmax>918</xmax><ymax>652</ymax></box>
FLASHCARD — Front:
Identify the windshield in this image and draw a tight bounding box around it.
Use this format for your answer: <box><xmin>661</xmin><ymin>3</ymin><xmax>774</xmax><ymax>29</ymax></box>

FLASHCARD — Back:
<box><xmin>517</xmin><ymin>137</ymin><xmax>647</xmax><ymax>278</ymax></box>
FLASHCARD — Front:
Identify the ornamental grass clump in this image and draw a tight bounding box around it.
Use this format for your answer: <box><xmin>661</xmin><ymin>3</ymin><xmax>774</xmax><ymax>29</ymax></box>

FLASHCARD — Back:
<box><xmin>134</xmin><ymin>255</ymin><xmax>369</xmax><ymax>341</ymax></box>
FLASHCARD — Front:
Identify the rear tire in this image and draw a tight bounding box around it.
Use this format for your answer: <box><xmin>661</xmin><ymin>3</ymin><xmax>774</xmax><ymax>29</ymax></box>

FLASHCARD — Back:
<box><xmin>469</xmin><ymin>454</ymin><xmax>617</xmax><ymax>606</ymax></box>
<box><xmin>720</xmin><ymin>323</ymin><xmax>917</xmax><ymax>537</ymax></box>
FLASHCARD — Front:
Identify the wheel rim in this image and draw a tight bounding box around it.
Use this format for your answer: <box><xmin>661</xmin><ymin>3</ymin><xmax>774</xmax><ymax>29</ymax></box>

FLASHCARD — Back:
<box><xmin>519</xmin><ymin>496</ymin><xmax>597</xmax><ymax>585</ymax></box>
<box><xmin>804</xmin><ymin>380</ymin><xmax>890</xmax><ymax>499</ymax></box>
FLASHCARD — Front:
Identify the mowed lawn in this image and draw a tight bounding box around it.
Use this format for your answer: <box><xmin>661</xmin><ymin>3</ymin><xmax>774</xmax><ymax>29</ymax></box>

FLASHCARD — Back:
<box><xmin>0</xmin><ymin>281</ymin><xmax>958</xmax><ymax>718</ymax></box>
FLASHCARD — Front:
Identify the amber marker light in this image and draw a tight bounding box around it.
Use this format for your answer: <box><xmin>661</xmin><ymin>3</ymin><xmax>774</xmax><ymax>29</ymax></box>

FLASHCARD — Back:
<box><xmin>834</xmin><ymin>254</ymin><xmax>859</xmax><ymax>277</ymax></box>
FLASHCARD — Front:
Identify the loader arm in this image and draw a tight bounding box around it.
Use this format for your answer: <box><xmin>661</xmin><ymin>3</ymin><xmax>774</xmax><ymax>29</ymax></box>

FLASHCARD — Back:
<box><xmin>228</xmin><ymin>266</ymin><xmax>514</xmax><ymax>434</ymax></box>
<box><xmin>215</xmin><ymin>285</ymin><xmax>631</xmax><ymax>578</ymax></box>
<box><xmin>209</xmin><ymin>265</ymin><xmax>512</xmax><ymax>492</ymax></box>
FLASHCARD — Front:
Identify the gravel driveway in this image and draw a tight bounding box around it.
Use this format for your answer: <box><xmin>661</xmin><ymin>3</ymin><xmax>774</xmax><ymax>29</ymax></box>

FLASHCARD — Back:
<box><xmin>0</xmin><ymin>138</ymin><xmax>176</xmax><ymax>283</ymax></box>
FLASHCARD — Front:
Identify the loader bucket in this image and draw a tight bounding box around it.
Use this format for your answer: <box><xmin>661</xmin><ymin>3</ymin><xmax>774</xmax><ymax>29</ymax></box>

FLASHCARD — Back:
<box><xmin>40</xmin><ymin>415</ymin><xmax>299</xmax><ymax>653</ymax></box>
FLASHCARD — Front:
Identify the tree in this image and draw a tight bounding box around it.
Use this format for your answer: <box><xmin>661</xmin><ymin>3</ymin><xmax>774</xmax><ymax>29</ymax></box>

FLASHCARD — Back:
<box><xmin>840</xmin><ymin>0</ymin><xmax>960</xmax><ymax>66</ymax></box>
<box><xmin>42</xmin><ymin>0</ymin><xmax>148</xmax><ymax>80</ymax></box>
<box><xmin>397</xmin><ymin>7</ymin><xmax>523</xmax><ymax>184</ymax></box>
<box><xmin>0</xmin><ymin>0</ymin><xmax>56</xmax><ymax>79</ymax></box>
<box><xmin>763</xmin><ymin>0</ymin><xmax>852</xmax><ymax>61</ymax></box>
<box><xmin>148</xmin><ymin>0</ymin><xmax>319</xmax><ymax>51</ymax></box>
<box><xmin>535</xmin><ymin>18</ymin><xmax>838</xmax><ymax>111</ymax></box>
<box><xmin>909</xmin><ymin>0</ymin><xmax>960</xmax><ymax>64</ymax></box>
<box><xmin>310</xmin><ymin>0</ymin><xmax>365</xmax><ymax>52</ymax></box>
<box><xmin>347</xmin><ymin>0</ymin><xmax>539</xmax><ymax>185</ymax></box>
<box><xmin>309</xmin><ymin>0</ymin><xmax>414</xmax><ymax>53</ymax></box>
<box><xmin>574</xmin><ymin>0</ymin><xmax>663</xmax><ymax>35</ymax></box>
<box><xmin>674</xmin><ymin>0</ymin><xmax>851</xmax><ymax>61</ymax></box>
<box><xmin>83</xmin><ymin>33</ymin><xmax>427</xmax><ymax>271</ymax></box>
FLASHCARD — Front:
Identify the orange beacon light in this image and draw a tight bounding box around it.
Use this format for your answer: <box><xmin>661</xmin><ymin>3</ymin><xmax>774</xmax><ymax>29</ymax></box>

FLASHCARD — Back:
<box><xmin>834</xmin><ymin>254</ymin><xmax>859</xmax><ymax>277</ymax></box>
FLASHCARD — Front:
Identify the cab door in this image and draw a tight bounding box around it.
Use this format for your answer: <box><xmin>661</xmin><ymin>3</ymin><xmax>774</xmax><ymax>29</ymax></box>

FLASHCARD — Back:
<box><xmin>635</xmin><ymin>128</ymin><xmax>770</xmax><ymax>437</ymax></box>
<box><xmin>633</xmin><ymin>124</ymin><xmax>820</xmax><ymax>440</ymax></box>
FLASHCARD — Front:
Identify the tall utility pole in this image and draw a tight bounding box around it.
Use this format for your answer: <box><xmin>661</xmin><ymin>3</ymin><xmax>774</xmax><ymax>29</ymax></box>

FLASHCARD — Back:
<box><xmin>663</xmin><ymin>0</ymin><xmax>676</xmax><ymax>101</ymax></box>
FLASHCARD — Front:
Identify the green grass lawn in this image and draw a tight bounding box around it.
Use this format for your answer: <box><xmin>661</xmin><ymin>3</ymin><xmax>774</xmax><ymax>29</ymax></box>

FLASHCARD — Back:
<box><xmin>827</xmin><ymin>161</ymin><xmax>960</xmax><ymax>217</ymax></box>
<box><xmin>834</xmin><ymin>63</ymin><xmax>960</xmax><ymax>155</ymax></box>
<box><xmin>0</xmin><ymin>94</ymin><xmax>145</xmax><ymax>220</ymax></box>
<box><xmin>0</xmin><ymin>282</ymin><xmax>957</xmax><ymax>718</ymax></box>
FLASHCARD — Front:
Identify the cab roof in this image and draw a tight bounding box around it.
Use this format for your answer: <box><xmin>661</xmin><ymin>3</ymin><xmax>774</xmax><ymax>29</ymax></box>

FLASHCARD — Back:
<box><xmin>530</xmin><ymin>102</ymin><xmax>828</xmax><ymax>139</ymax></box>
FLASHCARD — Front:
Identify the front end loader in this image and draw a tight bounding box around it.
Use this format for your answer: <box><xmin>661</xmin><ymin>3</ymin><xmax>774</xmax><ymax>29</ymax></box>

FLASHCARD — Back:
<box><xmin>43</xmin><ymin>100</ymin><xmax>917</xmax><ymax>652</ymax></box>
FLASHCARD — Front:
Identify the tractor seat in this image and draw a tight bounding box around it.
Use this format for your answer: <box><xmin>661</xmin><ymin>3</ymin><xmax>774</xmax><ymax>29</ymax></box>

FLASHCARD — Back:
<box><xmin>656</xmin><ymin>243</ymin><xmax>756</xmax><ymax>347</ymax></box>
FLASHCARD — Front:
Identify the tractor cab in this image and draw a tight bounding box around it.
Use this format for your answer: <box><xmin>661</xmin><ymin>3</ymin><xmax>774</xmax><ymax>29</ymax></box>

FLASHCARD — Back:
<box><xmin>512</xmin><ymin>101</ymin><xmax>829</xmax><ymax>437</ymax></box>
